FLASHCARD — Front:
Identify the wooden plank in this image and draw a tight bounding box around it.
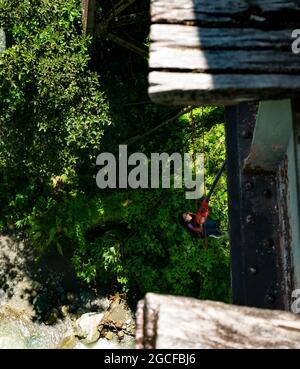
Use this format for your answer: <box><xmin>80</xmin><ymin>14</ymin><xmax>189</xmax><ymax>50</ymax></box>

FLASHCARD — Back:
<box><xmin>151</xmin><ymin>25</ymin><xmax>292</xmax><ymax>50</ymax></box>
<box><xmin>81</xmin><ymin>0</ymin><xmax>96</xmax><ymax>35</ymax></box>
<box><xmin>136</xmin><ymin>293</ymin><xmax>300</xmax><ymax>349</ymax></box>
<box><xmin>151</xmin><ymin>0</ymin><xmax>300</xmax><ymax>24</ymax></box>
<box><xmin>149</xmin><ymin>72</ymin><xmax>300</xmax><ymax>105</ymax></box>
<box><xmin>149</xmin><ymin>0</ymin><xmax>300</xmax><ymax>104</ymax></box>
<box><xmin>150</xmin><ymin>47</ymin><xmax>300</xmax><ymax>73</ymax></box>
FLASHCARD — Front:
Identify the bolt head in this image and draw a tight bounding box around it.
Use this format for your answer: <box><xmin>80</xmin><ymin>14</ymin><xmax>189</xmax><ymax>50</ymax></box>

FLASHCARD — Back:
<box><xmin>241</xmin><ymin>130</ymin><xmax>252</xmax><ymax>139</ymax></box>
<box><xmin>248</xmin><ymin>267</ymin><xmax>258</xmax><ymax>275</ymax></box>
<box><xmin>245</xmin><ymin>181</ymin><xmax>253</xmax><ymax>191</ymax></box>
<box><xmin>246</xmin><ymin>214</ymin><xmax>255</xmax><ymax>224</ymax></box>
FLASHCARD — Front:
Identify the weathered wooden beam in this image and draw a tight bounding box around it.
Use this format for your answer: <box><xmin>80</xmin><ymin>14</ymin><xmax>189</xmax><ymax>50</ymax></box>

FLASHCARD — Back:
<box><xmin>96</xmin><ymin>0</ymin><xmax>139</xmax><ymax>38</ymax></box>
<box><xmin>136</xmin><ymin>293</ymin><xmax>300</xmax><ymax>349</ymax></box>
<box><xmin>151</xmin><ymin>0</ymin><xmax>300</xmax><ymax>25</ymax></box>
<box><xmin>151</xmin><ymin>25</ymin><xmax>293</xmax><ymax>50</ymax></box>
<box><xmin>149</xmin><ymin>72</ymin><xmax>300</xmax><ymax>106</ymax></box>
<box><xmin>150</xmin><ymin>26</ymin><xmax>299</xmax><ymax>74</ymax></box>
<box><xmin>124</xmin><ymin>107</ymin><xmax>193</xmax><ymax>145</ymax></box>
<box><xmin>103</xmin><ymin>0</ymin><xmax>137</xmax><ymax>28</ymax></box>
<box><xmin>81</xmin><ymin>0</ymin><xmax>96</xmax><ymax>35</ymax></box>
<box><xmin>110</xmin><ymin>12</ymin><xmax>149</xmax><ymax>29</ymax></box>
<box><xmin>149</xmin><ymin>0</ymin><xmax>300</xmax><ymax>105</ymax></box>
<box><xmin>107</xmin><ymin>33</ymin><xmax>148</xmax><ymax>58</ymax></box>
<box><xmin>151</xmin><ymin>47</ymin><xmax>299</xmax><ymax>73</ymax></box>
<box><xmin>109</xmin><ymin>0</ymin><xmax>137</xmax><ymax>20</ymax></box>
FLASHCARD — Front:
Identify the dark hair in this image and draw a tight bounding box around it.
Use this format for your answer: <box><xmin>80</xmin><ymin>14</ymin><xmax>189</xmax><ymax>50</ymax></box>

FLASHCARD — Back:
<box><xmin>178</xmin><ymin>214</ymin><xmax>200</xmax><ymax>238</ymax></box>
<box><xmin>178</xmin><ymin>213</ymin><xmax>187</xmax><ymax>227</ymax></box>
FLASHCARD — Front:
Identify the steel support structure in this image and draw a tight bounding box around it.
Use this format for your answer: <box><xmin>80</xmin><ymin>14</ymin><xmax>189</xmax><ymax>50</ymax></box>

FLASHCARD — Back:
<box><xmin>225</xmin><ymin>102</ymin><xmax>283</xmax><ymax>309</ymax></box>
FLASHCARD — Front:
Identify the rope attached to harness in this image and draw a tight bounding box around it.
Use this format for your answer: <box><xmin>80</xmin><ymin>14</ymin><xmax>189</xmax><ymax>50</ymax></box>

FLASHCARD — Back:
<box><xmin>189</xmin><ymin>108</ymin><xmax>227</xmax><ymax>247</ymax></box>
<box><xmin>190</xmin><ymin>108</ymin><xmax>209</xmax><ymax>248</ymax></box>
<box><xmin>190</xmin><ymin>109</ymin><xmax>198</xmax><ymax>210</ymax></box>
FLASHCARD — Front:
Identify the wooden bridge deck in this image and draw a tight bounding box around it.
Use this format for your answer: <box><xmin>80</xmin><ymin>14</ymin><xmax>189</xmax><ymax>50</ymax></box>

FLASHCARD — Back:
<box><xmin>149</xmin><ymin>0</ymin><xmax>300</xmax><ymax>106</ymax></box>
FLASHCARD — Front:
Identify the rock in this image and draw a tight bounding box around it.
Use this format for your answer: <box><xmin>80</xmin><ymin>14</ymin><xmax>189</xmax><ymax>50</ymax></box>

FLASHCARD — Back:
<box><xmin>105</xmin><ymin>331</ymin><xmax>113</xmax><ymax>340</ymax></box>
<box><xmin>100</xmin><ymin>328</ymin><xmax>108</xmax><ymax>337</ymax></box>
<box><xmin>101</xmin><ymin>298</ymin><xmax>135</xmax><ymax>335</ymax></box>
<box><xmin>45</xmin><ymin>308</ymin><xmax>59</xmax><ymax>325</ymax></box>
<box><xmin>104</xmin><ymin>299</ymin><xmax>133</xmax><ymax>325</ymax></box>
<box><xmin>115</xmin><ymin>321</ymin><xmax>123</xmax><ymax>329</ymax></box>
<box><xmin>58</xmin><ymin>335</ymin><xmax>77</xmax><ymax>349</ymax></box>
<box><xmin>127</xmin><ymin>323</ymin><xmax>136</xmax><ymax>335</ymax></box>
<box><xmin>75</xmin><ymin>312</ymin><xmax>104</xmax><ymax>344</ymax></box>
<box><xmin>117</xmin><ymin>331</ymin><xmax>125</xmax><ymax>340</ymax></box>
<box><xmin>60</xmin><ymin>305</ymin><xmax>69</xmax><ymax>317</ymax></box>
<box><xmin>30</xmin><ymin>290</ymin><xmax>38</xmax><ymax>298</ymax></box>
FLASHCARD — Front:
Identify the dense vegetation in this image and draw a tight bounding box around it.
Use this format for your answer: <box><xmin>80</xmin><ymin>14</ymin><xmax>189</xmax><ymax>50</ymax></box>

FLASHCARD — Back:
<box><xmin>0</xmin><ymin>0</ymin><xmax>230</xmax><ymax>303</ymax></box>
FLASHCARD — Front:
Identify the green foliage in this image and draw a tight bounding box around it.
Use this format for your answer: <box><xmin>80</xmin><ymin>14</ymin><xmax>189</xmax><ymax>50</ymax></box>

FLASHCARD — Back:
<box><xmin>0</xmin><ymin>0</ymin><xmax>231</xmax><ymax>304</ymax></box>
<box><xmin>24</xmin><ymin>110</ymin><xmax>230</xmax><ymax>301</ymax></box>
<box><xmin>0</xmin><ymin>0</ymin><xmax>111</xmax><ymax>179</ymax></box>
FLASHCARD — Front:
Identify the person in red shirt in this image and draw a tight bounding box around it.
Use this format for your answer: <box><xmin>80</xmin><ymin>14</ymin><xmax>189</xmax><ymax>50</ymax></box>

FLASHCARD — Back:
<box><xmin>181</xmin><ymin>212</ymin><xmax>222</xmax><ymax>239</ymax></box>
<box><xmin>180</xmin><ymin>160</ymin><xmax>227</xmax><ymax>239</ymax></box>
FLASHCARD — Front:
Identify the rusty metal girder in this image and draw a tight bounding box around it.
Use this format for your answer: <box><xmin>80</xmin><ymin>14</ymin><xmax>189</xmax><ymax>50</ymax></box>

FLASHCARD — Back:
<box><xmin>225</xmin><ymin>103</ymin><xmax>285</xmax><ymax>309</ymax></box>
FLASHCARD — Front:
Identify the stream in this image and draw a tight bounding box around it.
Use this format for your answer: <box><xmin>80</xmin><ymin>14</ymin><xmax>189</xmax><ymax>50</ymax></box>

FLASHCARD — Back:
<box><xmin>0</xmin><ymin>235</ymin><xmax>136</xmax><ymax>349</ymax></box>
<box><xmin>0</xmin><ymin>312</ymin><xmax>135</xmax><ymax>349</ymax></box>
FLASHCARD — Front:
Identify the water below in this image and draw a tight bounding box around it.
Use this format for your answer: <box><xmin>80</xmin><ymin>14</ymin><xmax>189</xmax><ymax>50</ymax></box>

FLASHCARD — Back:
<box><xmin>0</xmin><ymin>315</ymin><xmax>72</xmax><ymax>349</ymax></box>
<box><xmin>0</xmin><ymin>235</ymin><xmax>136</xmax><ymax>349</ymax></box>
<box><xmin>0</xmin><ymin>313</ymin><xmax>135</xmax><ymax>349</ymax></box>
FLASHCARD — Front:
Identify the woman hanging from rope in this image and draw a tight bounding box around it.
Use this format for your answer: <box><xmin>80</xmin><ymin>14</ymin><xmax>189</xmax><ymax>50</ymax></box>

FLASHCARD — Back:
<box><xmin>181</xmin><ymin>211</ymin><xmax>222</xmax><ymax>239</ymax></box>
<box><xmin>180</xmin><ymin>109</ymin><xmax>226</xmax><ymax>241</ymax></box>
<box><xmin>181</xmin><ymin>159</ymin><xmax>226</xmax><ymax>239</ymax></box>
<box><xmin>181</xmin><ymin>159</ymin><xmax>226</xmax><ymax>240</ymax></box>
